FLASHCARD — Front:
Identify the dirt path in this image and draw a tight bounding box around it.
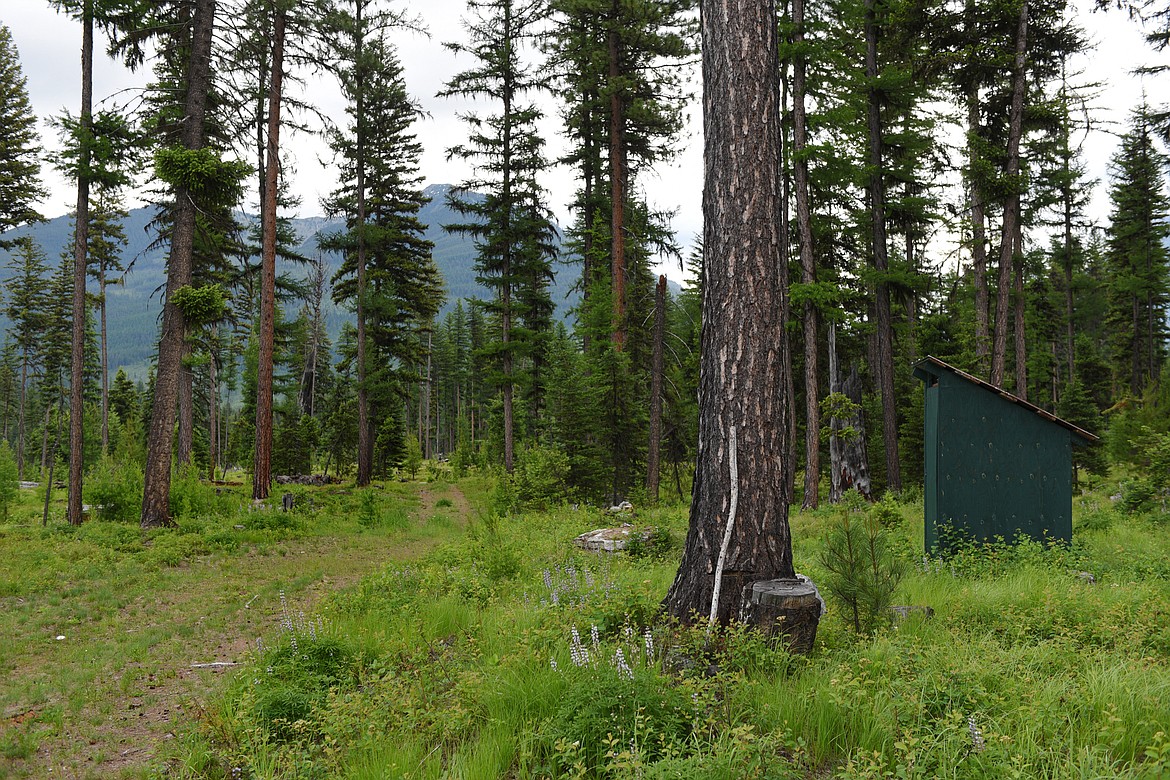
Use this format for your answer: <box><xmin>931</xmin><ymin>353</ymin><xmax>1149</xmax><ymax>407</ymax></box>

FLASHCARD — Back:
<box><xmin>10</xmin><ymin>481</ymin><xmax>475</xmax><ymax>779</ymax></box>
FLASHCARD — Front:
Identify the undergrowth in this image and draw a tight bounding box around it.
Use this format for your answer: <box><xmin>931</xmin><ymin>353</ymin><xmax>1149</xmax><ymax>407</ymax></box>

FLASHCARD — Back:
<box><xmin>168</xmin><ymin>481</ymin><xmax>1170</xmax><ymax>779</ymax></box>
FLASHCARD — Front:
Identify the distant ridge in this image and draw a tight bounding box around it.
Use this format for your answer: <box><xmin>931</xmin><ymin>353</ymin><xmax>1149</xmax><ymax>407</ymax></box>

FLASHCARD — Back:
<box><xmin>0</xmin><ymin>184</ymin><xmax>580</xmax><ymax>379</ymax></box>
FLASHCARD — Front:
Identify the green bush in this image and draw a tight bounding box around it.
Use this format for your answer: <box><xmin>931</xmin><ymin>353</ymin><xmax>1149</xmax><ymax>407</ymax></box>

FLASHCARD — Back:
<box><xmin>85</xmin><ymin>457</ymin><xmax>143</xmax><ymax>523</ymax></box>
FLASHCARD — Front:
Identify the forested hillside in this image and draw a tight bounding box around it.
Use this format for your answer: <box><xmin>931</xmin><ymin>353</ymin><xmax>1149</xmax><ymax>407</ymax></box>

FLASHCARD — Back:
<box><xmin>0</xmin><ymin>184</ymin><xmax>579</xmax><ymax>378</ymax></box>
<box><xmin>0</xmin><ymin>0</ymin><xmax>1167</xmax><ymax>522</ymax></box>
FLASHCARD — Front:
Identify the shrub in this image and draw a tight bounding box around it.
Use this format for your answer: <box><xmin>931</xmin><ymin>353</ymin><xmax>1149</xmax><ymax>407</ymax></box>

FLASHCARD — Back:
<box><xmin>85</xmin><ymin>457</ymin><xmax>143</xmax><ymax>523</ymax></box>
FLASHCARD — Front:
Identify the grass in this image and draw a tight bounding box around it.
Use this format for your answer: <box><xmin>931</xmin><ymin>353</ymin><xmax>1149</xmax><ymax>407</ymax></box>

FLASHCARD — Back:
<box><xmin>0</xmin><ymin>472</ymin><xmax>471</xmax><ymax>779</ymax></box>
<box><xmin>4</xmin><ymin>472</ymin><xmax>1170</xmax><ymax>779</ymax></box>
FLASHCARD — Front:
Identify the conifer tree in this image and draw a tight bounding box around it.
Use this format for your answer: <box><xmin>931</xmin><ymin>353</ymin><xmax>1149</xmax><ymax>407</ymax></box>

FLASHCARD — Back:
<box><xmin>0</xmin><ymin>23</ymin><xmax>44</xmax><ymax>244</ymax></box>
<box><xmin>322</xmin><ymin>5</ymin><xmax>442</xmax><ymax>484</ymax></box>
<box><xmin>442</xmin><ymin>0</ymin><xmax>558</xmax><ymax>473</ymax></box>
<box><xmin>1105</xmin><ymin>108</ymin><xmax>1170</xmax><ymax>397</ymax></box>
<box><xmin>4</xmin><ymin>238</ymin><xmax>50</xmax><ymax>480</ymax></box>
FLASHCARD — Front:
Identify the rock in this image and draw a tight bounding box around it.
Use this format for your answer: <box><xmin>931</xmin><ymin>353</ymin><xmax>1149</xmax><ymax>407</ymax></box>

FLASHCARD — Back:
<box><xmin>1076</xmin><ymin>571</ymin><xmax>1097</xmax><ymax>585</ymax></box>
<box><xmin>273</xmin><ymin>474</ymin><xmax>341</xmax><ymax>486</ymax></box>
<box><xmin>606</xmin><ymin>500</ymin><xmax>634</xmax><ymax>514</ymax></box>
<box><xmin>889</xmin><ymin>605</ymin><xmax>935</xmax><ymax>620</ymax></box>
<box><xmin>573</xmin><ymin>523</ymin><xmax>651</xmax><ymax>552</ymax></box>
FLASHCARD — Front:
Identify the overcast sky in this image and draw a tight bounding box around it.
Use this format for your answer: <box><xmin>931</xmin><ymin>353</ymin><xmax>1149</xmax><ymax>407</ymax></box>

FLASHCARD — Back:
<box><xmin>2</xmin><ymin>0</ymin><xmax>1167</xmax><ymax>283</ymax></box>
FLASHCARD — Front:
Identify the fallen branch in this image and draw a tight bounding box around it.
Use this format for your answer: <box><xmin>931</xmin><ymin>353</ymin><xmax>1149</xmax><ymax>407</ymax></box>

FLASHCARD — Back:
<box><xmin>189</xmin><ymin>662</ymin><xmax>239</xmax><ymax>669</ymax></box>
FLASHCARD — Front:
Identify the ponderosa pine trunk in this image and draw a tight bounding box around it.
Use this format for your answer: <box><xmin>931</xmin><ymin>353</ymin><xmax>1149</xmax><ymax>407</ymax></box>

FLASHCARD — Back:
<box><xmin>865</xmin><ymin>0</ymin><xmax>900</xmax><ymax>493</ymax></box>
<box><xmin>1013</xmin><ymin>228</ymin><xmax>1027</xmax><ymax>398</ymax></box>
<box><xmin>141</xmin><ymin>0</ymin><xmax>216</xmax><ymax>528</ymax></box>
<box><xmin>966</xmin><ymin>1</ymin><xmax>991</xmax><ymax>377</ymax></box>
<box><xmin>779</xmin><ymin>36</ymin><xmax>797</xmax><ymax>505</ymax></box>
<box><xmin>67</xmin><ymin>0</ymin><xmax>93</xmax><ymax>526</ymax></box>
<box><xmin>254</xmin><ymin>8</ymin><xmax>284</xmax><ymax>500</ymax></box>
<box><xmin>647</xmin><ymin>274</ymin><xmax>665</xmax><ymax>500</ymax></box>
<box><xmin>991</xmin><ymin>0</ymin><xmax>1027</xmax><ymax>388</ymax></box>
<box><xmin>793</xmin><ymin>0</ymin><xmax>819</xmax><ymax>510</ymax></box>
<box><xmin>663</xmin><ymin>0</ymin><xmax>794</xmax><ymax>625</ymax></box>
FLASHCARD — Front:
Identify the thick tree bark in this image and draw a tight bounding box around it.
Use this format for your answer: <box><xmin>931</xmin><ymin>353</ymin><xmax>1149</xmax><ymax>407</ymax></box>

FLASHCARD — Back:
<box><xmin>254</xmin><ymin>8</ymin><xmax>284</xmax><ymax>500</ymax></box>
<box><xmin>647</xmin><ymin>274</ymin><xmax>665</xmax><ymax>500</ymax></box>
<box><xmin>608</xmin><ymin>15</ymin><xmax>627</xmax><ymax>352</ymax></box>
<box><xmin>793</xmin><ymin>0</ymin><xmax>819</xmax><ymax>510</ymax></box>
<box><xmin>991</xmin><ymin>0</ymin><xmax>1027</xmax><ymax>388</ymax></box>
<box><xmin>865</xmin><ymin>0</ymin><xmax>900</xmax><ymax>493</ymax></box>
<box><xmin>663</xmin><ymin>0</ymin><xmax>794</xmax><ymax>625</ymax></box>
<box><xmin>141</xmin><ymin>0</ymin><xmax>216</xmax><ymax>528</ymax></box>
<box><xmin>68</xmin><ymin>0</ymin><xmax>93</xmax><ymax>526</ymax></box>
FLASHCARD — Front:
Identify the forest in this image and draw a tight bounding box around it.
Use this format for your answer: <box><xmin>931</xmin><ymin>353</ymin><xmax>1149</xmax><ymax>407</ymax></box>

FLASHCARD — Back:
<box><xmin>0</xmin><ymin>0</ymin><xmax>1167</xmax><ymax>520</ymax></box>
<box><xmin>4</xmin><ymin>0</ymin><xmax>1170</xmax><ymax>777</ymax></box>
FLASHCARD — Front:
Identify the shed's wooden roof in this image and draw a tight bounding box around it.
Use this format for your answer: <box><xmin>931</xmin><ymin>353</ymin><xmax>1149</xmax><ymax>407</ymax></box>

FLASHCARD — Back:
<box><xmin>913</xmin><ymin>355</ymin><xmax>1099</xmax><ymax>443</ymax></box>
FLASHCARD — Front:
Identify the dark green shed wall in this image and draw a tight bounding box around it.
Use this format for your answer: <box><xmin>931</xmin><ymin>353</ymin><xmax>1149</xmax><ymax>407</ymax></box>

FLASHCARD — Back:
<box><xmin>918</xmin><ymin>364</ymin><xmax>1074</xmax><ymax>551</ymax></box>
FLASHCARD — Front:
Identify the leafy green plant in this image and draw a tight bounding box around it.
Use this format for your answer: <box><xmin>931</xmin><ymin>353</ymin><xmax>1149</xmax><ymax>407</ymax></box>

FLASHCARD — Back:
<box><xmin>818</xmin><ymin>490</ymin><xmax>906</xmax><ymax>634</ymax></box>
<box><xmin>85</xmin><ymin>457</ymin><xmax>143</xmax><ymax>522</ymax></box>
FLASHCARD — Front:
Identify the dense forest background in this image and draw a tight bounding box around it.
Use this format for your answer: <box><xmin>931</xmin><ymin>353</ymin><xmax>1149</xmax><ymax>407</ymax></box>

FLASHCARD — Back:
<box><xmin>1</xmin><ymin>0</ymin><xmax>1170</xmax><ymax>522</ymax></box>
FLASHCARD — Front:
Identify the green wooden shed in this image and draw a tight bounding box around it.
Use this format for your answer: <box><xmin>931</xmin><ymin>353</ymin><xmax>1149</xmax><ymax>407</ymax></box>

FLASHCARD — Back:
<box><xmin>913</xmin><ymin>356</ymin><xmax>1097</xmax><ymax>552</ymax></box>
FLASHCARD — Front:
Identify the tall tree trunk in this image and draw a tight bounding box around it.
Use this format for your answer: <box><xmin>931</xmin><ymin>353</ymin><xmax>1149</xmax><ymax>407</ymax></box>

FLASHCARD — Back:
<box><xmin>68</xmin><ymin>0</ymin><xmax>93</xmax><ymax>527</ymax></box>
<box><xmin>141</xmin><ymin>0</ymin><xmax>216</xmax><ymax>528</ymax></box>
<box><xmin>177</xmin><ymin>349</ymin><xmax>193</xmax><ymax>464</ymax></box>
<box><xmin>424</xmin><ymin>331</ymin><xmax>433</xmax><ymax>460</ymax></box>
<box><xmin>991</xmin><ymin>0</ymin><xmax>1028</xmax><ymax>388</ymax></box>
<box><xmin>793</xmin><ymin>0</ymin><xmax>819</xmax><ymax>510</ymax></box>
<box><xmin>865</xmin><ymin>0</ymin><xmax>900</xmax><ymax>492</ymax></box>
<box><xmin>608</xmin><ymin>15</ymin><xmax>627</xmax><ymax>352</ymax></box>
<box><xmin>99</xmin><ymin>268</ymin><xmax>108</xmax><ymax>454</ymax></box>
<box><xmin>254</xmin><ymin>9</ymin><xmax>284</xmax><ymax>500</ymax></box>
<box><xmin>779</xmin><ymin>33</ymin><xmax>797</xmax><ymax>505</ymax></box>
<box><xmin>647</xmin><ymin>274</ymin><xmax>665</xmax><ymax>500</ymax></box>
<box><xmin>208</xmin><ymin>338</ymin><xmax>218</xmax><ymax>482</ymax></box>
<box><xmin>664</xmin><ymin>0</ymin><xmax>794</xmax><ymax>624</ymax></box>
<box><xmin>43</xmin><ymin>395</ymin><xmax>64</xmax><ymax>526</ymax></box>
<box><xmin>16</xmin><ymin>356</ymin><xmax>27</xmax><ymax>481</ymax></box>
<box><xmin>966</xmin><ymin>8</ymin><xmax>991</xmax><ymax>376</ymax></box>
<box><xmin>1013</xmin><ymin>228</ymin><xmax>1027</xmax><ymax>398</ymax></box>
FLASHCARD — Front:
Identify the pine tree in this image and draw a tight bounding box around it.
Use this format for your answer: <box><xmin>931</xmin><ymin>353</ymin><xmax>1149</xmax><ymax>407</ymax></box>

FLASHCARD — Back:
<box><xmin>0</xmin><ymin>22</ymin><xmax>45</xmax><ymax>244</ymax></box>
<box><xmin>321</xmin><ymin>9</ymin><xmax>442</xmax><ymax>484</ymax></box>
<box><xmin>441</xmin><ymin>0</ymin><xmax>559</xmax><ymax>473</ymax></box>
<box><xmin>1105</xmin><ymin>108</ymin><xmax>1170</xmax><ymax>397</ymax></box>
<box><xmin>4</xmin><ymin>238</ymin><xmax>50</xmax><ymax>480</ymax></box>
<box><xmin>664</xmin><ymin>0</ymin><xmax>797</xmax><ymax>625</ymax></box>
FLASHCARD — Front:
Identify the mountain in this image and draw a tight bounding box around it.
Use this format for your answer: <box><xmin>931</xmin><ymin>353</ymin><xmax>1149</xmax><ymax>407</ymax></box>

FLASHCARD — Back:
<box><xmin>0</xmin><ymin>184</ymin><xmax>581</xmax><ymax>379</ymax></box>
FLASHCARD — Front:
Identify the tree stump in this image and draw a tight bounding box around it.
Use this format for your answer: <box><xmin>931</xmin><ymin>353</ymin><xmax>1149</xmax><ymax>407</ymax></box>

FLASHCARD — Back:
<box><xmin>282</xmin><ymin>493</ymin><xmax>294</xmax><ymax>512</ymax></box>
<box><xmin>741</xmin><ymin>577</ymin><xmax>823</xmax><ymax>654</ymax></box>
